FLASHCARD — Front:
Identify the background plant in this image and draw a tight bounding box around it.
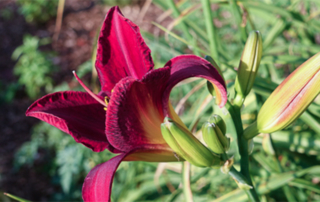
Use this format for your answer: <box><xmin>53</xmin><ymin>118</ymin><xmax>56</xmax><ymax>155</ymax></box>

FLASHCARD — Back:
<box><xmin>16</xmin><ymin>0</ymin><xmax>58</xmax><ymax>23</ymax></box>
<box><xmin>11</xmin><ymin>35</ymin><xmax>55</xmax><ymax>99</ymax></box>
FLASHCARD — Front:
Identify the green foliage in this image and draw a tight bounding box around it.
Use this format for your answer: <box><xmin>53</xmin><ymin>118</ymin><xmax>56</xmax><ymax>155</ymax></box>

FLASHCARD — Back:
<box><xmin>3</xmin><ymin>193</ymin><xmax>31</xmax><ymax>202</ymax></box>
<box><xmin>14</xmin><ymin>121</ymin><xmax>113</xmax><ymax>201</ymax></box>
<box><xmin>149</xmin><ymin>0</ymin><xmax>320</xmax><ymax>201</ymax></box>
<box><xmin>0</xmin><ymin>82</ymin><xmax>21</xmax><ymax>104</ymax></box>
<box><xmin>0</xmin><ymin>7</ymin><xmax>14</xmax><ymax>20</ymax></box>
<box><xmin>12</xmin><ymin>35</ymin><xmax>55</xmax><ymax>99</ymax></box>
<box><xmin>99</xmin><ymin>0</ymin><xmax>138</xmax><ymax>6</ymax></box>
<box><xmin>17</xmin><ymin>0</ymin><xmax>58</xmax><ymax>23</ymax></box>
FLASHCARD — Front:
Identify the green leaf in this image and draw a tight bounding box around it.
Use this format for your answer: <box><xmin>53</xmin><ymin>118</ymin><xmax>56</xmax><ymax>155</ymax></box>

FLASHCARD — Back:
<box><xmin>289</xmin><ymin>178</ymin><xmax>320</xmax><ymax>194</ymax></box>
<box><xmin>152</xmin><ymin>22</ymin><xmax>209</xmax><ymax>55</ymax></box>
<box><xmin>4</xmin><ymin>193</ymin><xmax>31</xmax><ymax>202</ymax></box>
<box><xmin>252</xmin><ymin>152</ymin><xmax>280</xmax><ymax>173</ymax></box>
<box><xmin>214</xmin><ymin>166</ymin><xmax>320</xmax><ymax>201</ymax></box>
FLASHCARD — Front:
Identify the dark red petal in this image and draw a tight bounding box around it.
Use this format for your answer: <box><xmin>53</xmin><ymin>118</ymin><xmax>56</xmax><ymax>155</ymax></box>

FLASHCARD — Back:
<box><xmin>105</xmin><ymin>55</ymin><xmax>227</xmax><ymax>152</ymax></box>
<box><xmin>26</xmin><ymin>91</ymin><xmax>119</xmax><ymax>153</ymax></box>
<box><xmin>96</xmin><ymin>6</ymin><xmax>154</xmax><ymax>94</ymax></box>
<box><xmin>105</xmin><ymin>67</ymin><xmax>172</xmax><ymax>153</ymax></box>
<box><xmin>82</xmin><ymin>149</ymin><xmax>179</xmax><ymax>201</ymax></box>
<box><xmin>163</xmin><ymin>55</ymin><xmax>227</xmax><ymax>112</ymax></box>
<box><xmin>82</xmin><ymin>153</ymin><xmax>128</xmax><ymax>202</ymax></box>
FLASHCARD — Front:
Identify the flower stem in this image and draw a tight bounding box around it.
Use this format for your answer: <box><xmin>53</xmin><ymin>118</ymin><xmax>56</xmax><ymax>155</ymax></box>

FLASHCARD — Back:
<box><xmin>225</xmin><ymin>101</ymin><xmax>260</xmax><ymax>201</ymax></box>
<box><xmin>221</xmin><ymin>153</ymin><xmax>251</xmax><ymax>186</ymax></box>
<box><xmin>182</xmin><ymin>161</ymin><xmax>193</xmax><ymax>202</ymax></box>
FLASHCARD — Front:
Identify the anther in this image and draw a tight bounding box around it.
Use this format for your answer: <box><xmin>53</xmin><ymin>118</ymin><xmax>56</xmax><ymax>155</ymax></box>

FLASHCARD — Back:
<box><xmin>104</xmin><ymin>96</ymin><xmax>109</xmax><ymax>105</ymax></box>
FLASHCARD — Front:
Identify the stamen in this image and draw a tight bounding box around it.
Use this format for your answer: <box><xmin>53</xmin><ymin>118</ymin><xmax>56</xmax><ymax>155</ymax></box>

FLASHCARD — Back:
<box><xmin>73</xmin><ymin>71</ymin><xmax>108</xmax><ymax>108</ymax></box>
<box><xmin>103</xmin><ymin>97</ymin><xmax>109</xmax><ymax>111</ymax></box>
<box><xmin>104</xmin><ymin>96</ymin><xmax>109</xmax><ymax>105</ymax></box>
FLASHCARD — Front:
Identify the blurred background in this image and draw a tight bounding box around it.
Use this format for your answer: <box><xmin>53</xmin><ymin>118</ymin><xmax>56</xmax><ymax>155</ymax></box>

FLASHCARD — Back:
<box><xmin>1</xmin><ymin>0</ymin><xmax>320</xmax><ymax>201</ymax></box>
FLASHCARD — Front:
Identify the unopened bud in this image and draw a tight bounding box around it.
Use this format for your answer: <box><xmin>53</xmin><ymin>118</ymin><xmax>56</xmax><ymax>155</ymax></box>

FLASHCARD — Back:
<box><xmin>161</xmin><ymin>117</ymin><xmax>221</xmax><ymax>168</ymax></box>
<box><xmin>208</xmin><ymin>114</ymin><xmax>227</xmax><ymax>135</ymax></box>
<box><xmin>234</xmin><ymin>31</ymin><xmax>263</xmax><ymax>107</ymax></box>
<box><xmin>244</xmin><ymin>52</ymin><xmax>320</xmax><ymax>139</ymax></box>
<box><xmin>205</xmin><ymin>56</ymin><xmax>226</xmax><ymax>107</ymax></box>
<box><xmin>202</xmin><ymin>115</ymin><xmax>230</xmax><ymax>154</ymax></box>
<box><xmin>205</xmin><ymin>56</ymin><xmax>224</xmax><ymax>78</ymax></box>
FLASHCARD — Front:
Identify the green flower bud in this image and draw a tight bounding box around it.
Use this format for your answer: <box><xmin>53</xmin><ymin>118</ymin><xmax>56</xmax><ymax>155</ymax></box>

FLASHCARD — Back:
<box><xmin>205</xmin><ymin>55</ymin><xmax>225</xmax><ymax>82</ymax></box>
<box><xmin>205</xmin><ymin>55</ymin><xmax>226</xmax><ymax>98</ymax></box>
<box><xmin>161</xmin><ymin>117</ymin><xmax>221</xmax><ymax>168</ymax></box>
<box><xmin>202</xmin><ymin>115</ymin><xmax>230</xmax><ymax>154</ymax></box>
<box><xmin>244</xmin><ymin>52</ymin><xmax>320</xmax><ymax>139</ymax></box>
<box><xmin>234</xmin><ymin>31</ymin><xmax>263</xmax><ymax>107</ymax></box>
<box><xmin>208</xmin><ymin>114</ymin><xmax>227</xmax><ymax>135</ymax></box>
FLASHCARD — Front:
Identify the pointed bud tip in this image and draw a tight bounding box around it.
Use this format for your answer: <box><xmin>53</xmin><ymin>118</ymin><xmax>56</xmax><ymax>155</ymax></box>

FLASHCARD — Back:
<box><xmin>208</xmin><ymin>114</ymin><xmax>226</xmax><ymax>135</ymax></box>
<box><xmin>203</xmin><ymin>121</ymin><xmax>214</xmax><ymax>128</ymax></box>
<box><xmin>234</xmin><ymin>30</ymin><xmax>263</xmax><ymax>103</ymax></box>
<box><xmin>163</xmin><ymin>117</ymin><xmax>173</xmax><ymax>125</ymax></box>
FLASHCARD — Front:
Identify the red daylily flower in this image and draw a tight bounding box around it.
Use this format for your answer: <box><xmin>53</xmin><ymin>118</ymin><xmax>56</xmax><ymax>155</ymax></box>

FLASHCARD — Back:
<box><xmin>26</xmin><ymin>6</ymin><xmax>227</xmax><ymax>201</ymax></box>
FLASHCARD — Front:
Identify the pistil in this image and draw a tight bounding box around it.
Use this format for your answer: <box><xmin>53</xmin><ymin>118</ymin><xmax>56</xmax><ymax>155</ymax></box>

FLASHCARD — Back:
<box><xmin>73</xmin><ymin>71</ymin><xmax>108</xmax><ymax>108</ymax></box>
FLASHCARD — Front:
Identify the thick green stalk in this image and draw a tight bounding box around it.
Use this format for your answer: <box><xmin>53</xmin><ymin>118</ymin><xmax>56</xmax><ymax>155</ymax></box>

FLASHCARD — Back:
<box><xmin>224</xmin><ymin>101</ymin><xmax>259</xmax><ymax>201</ymax></box>
<box><xmin>201</xmin><ymin>0</ymin><xmax>219</xmax><ymax>62</ymax></box>
<box><xmin>182</xmin><ymin>161</ymin><xmax>193</xmax><ymax>202</ymax></box>
<box><xmin>221</xmin><ymin>153</ymin><xmax>251</xmax><ymax>187</ymax></box>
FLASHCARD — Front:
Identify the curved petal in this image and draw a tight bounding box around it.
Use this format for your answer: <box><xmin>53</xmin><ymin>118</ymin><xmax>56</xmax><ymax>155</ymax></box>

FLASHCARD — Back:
<box><xmin>82</xmin><ymin>153</ymin><xmax>128</xmax><ymax>202</ymax></box>
<box><xmin>82</xmin><ymin>148</ymin><xmax>179</xmax><ymax>202</ymax></box>
<box><xmin>163</xmin><ymin>55</ymin><xmax>227</xmax><ymax>111</ymax></box>
<box><xmin>105</xmin><ymin>55</ymin><xmax>227</xmax><ymax>153</ymax></box>
<box><xmin>106</xmin><ymin>67</ymin><xmax>172</xmax><ymax>152</ymax></box>
<box><xmin>96</xmin><ymin>6</ymin><xmax>154</xmax><ymax>95</ymax></box>
<box><xmin>26</xmin><ymin>91</ymin><xmax>119</xmax><ymax>153</ymax></box>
